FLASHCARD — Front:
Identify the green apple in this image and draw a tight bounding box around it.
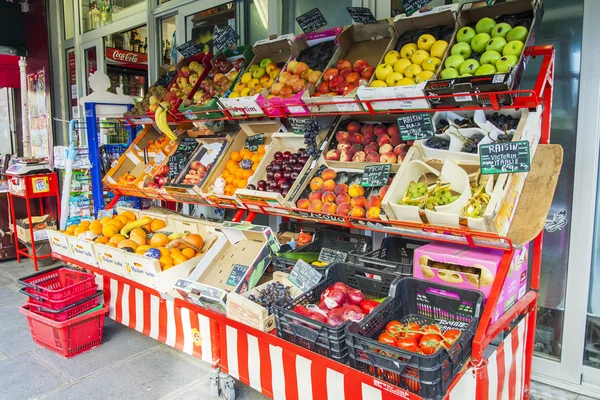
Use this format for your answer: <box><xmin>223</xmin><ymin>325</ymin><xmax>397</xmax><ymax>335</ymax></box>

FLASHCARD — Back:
<box><xmin>476</xmin><ymin>17</ymin><xmax>496</xmax><ymax>34</ymax></box>
<box><xmin>480</xmin><ymin>50</ymin><xmax>501</xmax><ymax>66</ymax></box>
<box><xmin>459</xmin><ymin>59</ymin><xmax>480</xmax><ymax>75</ymax></box>
<box><xmin>486</xmin><ymin>37</ymin><xmax>507</xmax><ymax>53</ymax></box>
<box><xmin>456</xmin><ymin>26</ymin><xmax>476</xmax><ymax>44</ymax></box>
<box><xmin>475</xmin><ymin>64</ymin><xmax>497</xmax><ymax>76</ymax></box>
<box><xmin>491</xmin><ymin>23</ymin><xmax>512</xmax><ymax>39</ymax></box>
<box><xmin>503</xmin><ymin>40</ymin><xmax>525</xmax><ymax>57</ymax></box>
<box><xmin>260</xmin><ymin>58</ymin><xmax>273</xmax><ymax>68</ymax></box>
<box><xmin>440</xmin><ymin>68</ymin><xmax>459</xmax><ymax>79</ymax></box>
<box><xmin>445</xmin><ymin>54</ymin><xmax>465</xmax><ymax>70</ymax></box>
<box><xmin>471</xmin><ymin>33</ymin><xmax>491</xmax><ymax>54</ymax></box>
<box><xmin>460</xmin><ymin>73</ymin><xmax>473</xmax><ymax>77</ymax></box>
<box><xmin>506</xmin><ymin>26</ymin><xmax>528</xmax><ymax>43</ymax></box>
<box><xmin>451</xmin><ymin>42</ymin><xmax>472</xmax><ymax>59</ymax></box>
<box><xmin>496</xmin><ymin>55</ymin><xmax>518</xmax><ymax>73</ymax></box>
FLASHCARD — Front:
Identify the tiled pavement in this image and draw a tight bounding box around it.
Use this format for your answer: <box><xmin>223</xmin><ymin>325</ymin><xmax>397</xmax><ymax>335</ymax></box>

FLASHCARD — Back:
<box><xmin>0</xmin><ymin>258</ymin><xmax>597</xmax><ymax>400</ymax></box>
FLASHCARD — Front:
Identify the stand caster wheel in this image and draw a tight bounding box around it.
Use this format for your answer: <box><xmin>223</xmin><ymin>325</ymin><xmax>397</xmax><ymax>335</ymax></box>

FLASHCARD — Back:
<box><xmin>209</xmin><ymin>368</ymin><xmax>220</xmax><ymax>398</ymax></box>
<box><xmin>219</xmin><ymin>373</ymin><xmax>236</xmax><ymax>400</ymax></box>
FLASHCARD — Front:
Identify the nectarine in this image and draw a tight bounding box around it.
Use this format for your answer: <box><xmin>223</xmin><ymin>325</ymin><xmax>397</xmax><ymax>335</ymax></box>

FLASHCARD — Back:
<box><xmin>309</xmin><ymin>199</ymin><xmax>324</xmax><ymax>211</ymax></box>
<box><xmin>322</xmin><ymin>179</ymin><xmax>336</xmax><ymax>192</ymax></box>
<box><xmin>322</xmin><ymin>203</ymin><xmax>338</xmax><ymax>213</ymax></box>
<box><xmin>322</xmin><ymin>191</ymin><xmax>336</xmax><ymax>203</ymax></box>
<box><xmin>321</xmin><ymin>168</ymin><xmax>337</xmax><ymax>181</ymax></box>
<box><xmin>350</xmin><ymin>206</ymin><xmax>366</xmax><ymax>217</ymax></box>
<box><xmin>297</xmin><ymin>198</ymin><xmax>310</xmax><ymax>209</ymax></box>
<box><xmin>351</xmin><ymin>196</ymin><xmax>367</xmax><ymax>208</ymax></box>
<box><xmin>310</xmin><ymin>177</ymin><xmax>324</xmax><ymax>191</ymax></box>
<box><xmin>337</xmin><ymin>203</ymin><xmax>352</xmax><ymax>216</ymax></box>
<box><xmin>366</xmin><ymin>195</ymin><xmax>382</xmax><ymax>209</ymax></box>
<box><xmin>308</xmin><ymin>190</ymin><xmax>323</xmax><ymax>201</ymax></box>
<box><xmin>348</xmin><ymin>184</ymin><xmax>365</xmax><ymax>198</ymax></box>
<box><xmin>334</xmin><ymin>183</ymin><xmax>348</xmax><ymax>195</ymax></box>
<box><xmin>336</xmin><ymin>193</ymin><xmax>351</xmax><ymax>205</ymax></box>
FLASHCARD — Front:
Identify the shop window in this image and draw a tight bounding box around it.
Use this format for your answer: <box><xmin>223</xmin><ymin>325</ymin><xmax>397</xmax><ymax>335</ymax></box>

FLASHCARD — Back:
<box><xmin>247</xmin><ymin>0</ymin><xmax>268</xmax><ymax>46</ymax></box>
<box><xmin>80</xmin><ymin>0</ymin><xmax>145</xmax><ymax>34</ymax></box>
<box><xmin>282</xmin><ymin>0</ymin><xmax>352</xmax><ymax>35</ymax></box>
<box><xmin>83</xmin><ymin>47</ymin><xmax>97</xmax><ymax>95</ymax></box>
<box><xmin>64</xmin><ymin>0</ymin><xmax>75</xmax><ymax>40</ymax></box>
<box><xmin>186</xmin><ymin>2</ymin><xmax>236</xmax><ymax>54</ymax></box>
<box><xmin>104</xmin><ymin>26</ymin><xmax>148</xmax><ymax>99</ymax></box>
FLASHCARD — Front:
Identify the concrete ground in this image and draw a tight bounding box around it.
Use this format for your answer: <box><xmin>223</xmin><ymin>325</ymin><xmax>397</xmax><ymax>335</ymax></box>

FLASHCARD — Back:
<box><xmin>0</xmin><ymin>258</ymin><xmax>596</xmax><ymax>400</ymax></box>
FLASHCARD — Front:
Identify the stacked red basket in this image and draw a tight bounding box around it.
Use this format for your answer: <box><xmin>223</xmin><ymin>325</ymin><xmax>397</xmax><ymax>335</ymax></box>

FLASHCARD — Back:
<box><xmin>18</xmin><ymin>266</ymin><xmax>109</xmax><ymax>358</ymax></box>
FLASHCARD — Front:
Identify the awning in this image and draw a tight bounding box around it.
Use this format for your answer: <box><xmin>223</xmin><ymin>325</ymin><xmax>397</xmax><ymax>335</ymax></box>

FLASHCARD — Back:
<box><xmin>0</xmin><ymin>54</ymin><xmax>21</xmax><ymax>88</ymax></box>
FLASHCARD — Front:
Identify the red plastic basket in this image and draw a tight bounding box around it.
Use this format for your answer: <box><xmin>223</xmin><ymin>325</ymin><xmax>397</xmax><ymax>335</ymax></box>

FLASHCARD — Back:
<box><xmin>20</xmin><ymin>304</ymin><xmax>108</xmax><ymax>358</ymax></box>
<box><xmin>22</xmin><ymin>289</ymin><xmax>104</xmax><ymax>321</ymax></box>
<box><xmin>18</xmin><ymin>266</ymin><xmax>96</xmax><ymax>301</ymax></box>
<box><xmin>20</xmin><ymin>284</ymin><xmax>98</xmax><ymax>310</ymax></box>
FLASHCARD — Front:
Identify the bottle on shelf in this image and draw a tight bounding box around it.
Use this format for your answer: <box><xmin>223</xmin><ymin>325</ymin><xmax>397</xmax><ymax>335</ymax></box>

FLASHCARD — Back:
<box><xmin>142</xmin><ymin>37</ymin><xmax>148</xmax><ymax>54</ymax></box>
<box><xmin>164</xmin><ymin>40</ymin><xmax>171</xmax><ymax>65</ymax></box>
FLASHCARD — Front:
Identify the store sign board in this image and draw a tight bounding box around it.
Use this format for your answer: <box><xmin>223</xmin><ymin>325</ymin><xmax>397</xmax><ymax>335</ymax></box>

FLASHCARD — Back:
<box><xmin>397</xmin><ymin>113</ymin><xmax>434</xmax><ymax>141</ymax></box>
<box><xmin>401</xmin><ymin>0</ymin><xmax>433</xmax><ymax>17</ymax></box>
<box><xmin>213</xmin><ymin>25</ymin><xmax>240</xmax><ymax>52</ymax></box>
<box><xmin>361</xmin><ymin>164</ymin><xmax>391</xmax><ymax>187</ymax></box>
<box><xmin>105</xmin><ymin>48</ymin><xmax>148</xmax><ymax>64</ymax></box>
<box><xmin>480</xmin><ymin>140</ymin><xmax>531</xmax><ymax>175</ymax></box>
<box><xmin>296</xmin><ymin>8</ymin><xmax>327</xmax><ymax>34</ymax></box>
<box><xmin>346</xmin><ymin>7</ymin><xmax>377</xmax><ymax>24</ymax></box>
<box><xmin>176</xmin><ymin>41</ymin><xmax>202</xmax><ymax>59</ymax></box>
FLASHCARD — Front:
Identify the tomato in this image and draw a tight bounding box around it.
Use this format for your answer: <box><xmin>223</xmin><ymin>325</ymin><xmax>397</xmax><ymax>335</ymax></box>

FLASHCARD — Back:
<box><xmin>422</xmin><ymin>324</ymin><xmax>442</xmax><ymax>334</ymax></box>
<box><xmin>359</xmin><ymin>300</ymin><xmax>380</xmax><ymax>314</ymax></box>
<box><xmin>442</xmin><ymin>329</ymin><xmax>461</xmax><ymax>349</ymax></box>
<box><xmin>402</xmin><ymin>368</ymin><xmax>421</xmax><ymax>394</ymax></box>
<box><xmin>394</xmin><ymin>337</ymin><xmax>420</xmax><ymax>353</ymax></box>
<box><xmin>160</xmin><ymin>165</ymin><xmax>169</xmax><ymax>176</ymax></box>
<box><xmin>419</xmin><ymin>333</ymin><xmax>443</xmax><ymax>355</ymax></box>
<box><xmin>403</xmin><ymin>322</ymin><xmax>423</xmax><ymax>342</ymax></box>
<box><xmin>385</xmin><ymin>320</ymin><xmax>404</xmax><ymax>337</ymax></box>
<box><xmin>378</xmin><ymin>332</ymin><xmax>396</xmax><ymax>346</ymax></box>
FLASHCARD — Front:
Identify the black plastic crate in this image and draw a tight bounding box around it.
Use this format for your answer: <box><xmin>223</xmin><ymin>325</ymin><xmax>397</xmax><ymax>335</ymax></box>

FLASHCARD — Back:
<box><xmin>272</xmin><ymin>230</ymin><xmax>372</xmax><ymax>274</ymax></box>
<box><xmin>346</xmin><ymin>278</ymin><xmax>484</xmax><ymax>400</ymax></box>
<box><xmin>357</xmin><ymin>236</ymin><xmax>427</xmax><ymax>276</ymax></box>
<box><xmin>272</xmin><ymin>262</ymin><xmax>400</xmax><ymax>363</ymax></box>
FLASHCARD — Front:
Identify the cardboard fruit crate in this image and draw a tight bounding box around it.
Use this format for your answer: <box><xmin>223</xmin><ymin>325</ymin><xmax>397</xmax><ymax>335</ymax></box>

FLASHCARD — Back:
<box><xmin>226</xmin><ymin>271</ymin><xmax>303</xmax><ymax>332</ymax></box>
<box><xmin>219</xmin><ymin>34</ymin><xmax>295</xmax><ymax>118</ymax></box>
<box><xmin>302</xmin><ymin>20</ymin><xmax>394</xmax><ymax>114</ymax></box>
<box><xmin>47</xmin><ymin>230</ymin><xmax>73</xmax><ymax>259</ymax></box>
<box><xmin>67</xmin><ymin>236</ymin><xmax>98</xmax><ymax>267</ymax></box>
<box><xmin>356</xmin><ymin>5</ymin><xmax>459</xmax><ymax>111</ymax></box>
<box><xmin>103</xmin><ymin>151</ymin><xmax>147</xmax><ymax>194</ymax></box>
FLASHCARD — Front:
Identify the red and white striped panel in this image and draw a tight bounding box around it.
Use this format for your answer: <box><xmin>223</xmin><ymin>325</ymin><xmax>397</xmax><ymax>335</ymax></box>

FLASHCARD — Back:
<box><xmin>219</xmin><ymin>317</ymin><xmax>528</xmax><ymax>400</ymax></box>
<box><xmin>98</xmin><ymin>276</ymin><xmax>216</xmax><ymax>365</ymax></box>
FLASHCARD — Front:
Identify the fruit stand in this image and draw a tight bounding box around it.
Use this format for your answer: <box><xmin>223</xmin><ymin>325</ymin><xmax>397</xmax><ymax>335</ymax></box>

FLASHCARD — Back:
<box><xmin>40</xmin><ymin>3</ymin><xmax>562</xmax><ymax>398</ymax></box>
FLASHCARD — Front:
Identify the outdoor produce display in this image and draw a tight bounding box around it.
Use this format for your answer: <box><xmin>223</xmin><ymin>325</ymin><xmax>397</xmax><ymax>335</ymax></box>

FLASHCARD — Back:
<box><xmin>231</xmin><ymin>57</ymin><xmax>282</xmax><ymax>98</ymax></box>
<box><xmin>249</xmin><ymin>148</ymin><xmax>308</xmax><ymax>195</ymax></box>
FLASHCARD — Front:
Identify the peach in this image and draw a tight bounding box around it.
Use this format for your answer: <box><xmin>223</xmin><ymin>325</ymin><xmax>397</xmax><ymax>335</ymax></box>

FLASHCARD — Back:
<box><xmin>352</xmin><ymin>151</ymin><xmax>367</xmax><ymax>162</ymax></box>
<box><xmin>347</xmin><ymin>121</ymin><xmax>362</xmax><ymax>134</ymax></box>
<box><xmin>322</xmin><ymin>191</ymin><xmax>336</xmax><ymax>203</ymax></box>
<box><xmin>295</xmin><ymin>62</ymin><xmax>309</xmax><ymax>76</ymax></box>
<box><xmin>366</xmin><ymin>207</ymin><xmax>381</xmax><ymax>220</ymax></box>
<box><xmin>325</xmin><ymin>149</ymin><xmax>340</xmax><ymax>161</ymax></box>
<box><xmin>309</xmin><ymin>199</ymin><xmax>324</xmax><ymax>211</ymax></box>
<box><xmin>366</xmin><ymin>195</ymin><xmax>382</xmax><ymax>209</ymax></box>
<box><xmin>361</xmin><ymin>124</ymin><xmax>374</xmax><ymax>135</ymax></box>
<box><xmin>321</xmin><ymin>168</ymin><xmax>337</xmax><ymax>181</ymax></box>
<box><xmin>350</xmin><ymin>206</ymin><xmax>366</xmax><ymax>218</ymax></box>
<box><xmin>308</xmin><ymin>190</ymin><xmax>323</xmax><ymax>201</ymax></box>
<box><xmin>377</xmin><ymin>134</ymin><xmax>391</xmax><ymax>146</ymax></box>
<box><xmin>348</xmin><ymin>184</ymin><xmax>365</xmax><ymax>198</ymax></box>
<box><xmin>287</xmin><ymin>75</ymin><xmax>300</xmax><ymax>87</ymax></box>
<box><xmin>388</xmin><ymin>124</ymin><xmax>400</xmax><ymax>136</ymax></box>
<box><xmin>379</xmin><ymin>185</ymin><xmax>390</xmax><ymax>198</ymax></box>
<box><xmin>322</xmin><ymin>179</ymin><xmax>336</xmax><ymax>192</ymax></box>
<box><xmin>349</xmin><ymin>133</ymin><xmax>363</xmax><ymax>145</ymax></box>
<box><xmin>350</xmin><ymin>144</ymin><xmax>364</xmax><ymax>154</ymax></box>
<box><xmin>336</xmin><ymin>193</ymin><xmax>351</xmax><ymax>205</ymax></box>
<box><xmin>374</xmin><ymin>124</ymin><xmax>388</xmax><ymax>136</ymax></box>
<box><xmin>336</xmin><ymin>131</ymin><xmax>350</xmax><ymax>142</ymax></box>
<box><xmin>379</xmin><ymin>143</ymin><xmax>394</xmax><ymax>154</ymax></box>
<box><xmin>364</xmin><ymin>143</ymin><xmax>379</xmax><ymax>155</ymax></box>
<box><xmin>366</xmin><ymin>152</ymin><xmax>381</xmax><ymax>163</ymax></box>
<box><xmin>395</xmin><ymin>144</ymin><xmax>408</xmax><ymax>160</ymax></box>
<box><xmin>297</xmin><ymin>198</ymin><xmax>310</xmax><ymax>209</ymax></box>
<box><xmin>351</xmin><ymin>195</ymin><xmax>367</xmax><ymax>208</ymax></box>
<box><xmin>380</xmin><ymin>152</ymin><xmax>398</xmax><ymax>163</ymax></box>
<box><xmin>337</xmin><ymin>141</ymin><xmax>351</xmax><ymax>152</ymax></box>
<box><xmin>334</xmin><ymin>183</ymin><xmax>348</xmax><ymax>195</ymax></box>
<box><xmin>340</xmin><ymin>149</ymin><xmax>354</xmax><ymax>162</ymax></box>
<box><xmin>322</xmin><ymin>203</ymin><xmax>338</xmax><ymax>214</ymax></box>
<box><xmin>310</xmin><ymin>177</ymin><xmax>324</xmax><ymax>191</ymax></box>
<box><xmin>337</xmin><ymin>202</ymin><xmax>352</xmax><ymax>216</ymax></box>
<box><xmin>362</xmin><ymin>133</ymin><xmax>377</xmax><ymax>147</ymax></box>
<box><xmin>391</xmin><ymin>134</ymin><xmax>405</xmax><ymax>147</ymax></box>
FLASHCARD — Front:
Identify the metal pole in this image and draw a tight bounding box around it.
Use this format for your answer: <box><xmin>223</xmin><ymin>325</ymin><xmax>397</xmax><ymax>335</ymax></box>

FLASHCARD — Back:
<box><xmin>85</xmin><ymin>102</ymin><xmax>104</xmax><ymax>215</ymax></box>
<box><xmin>19</xmin><ymin>57</ymin><xmax>30</xmax><ymax>157</ymax></box>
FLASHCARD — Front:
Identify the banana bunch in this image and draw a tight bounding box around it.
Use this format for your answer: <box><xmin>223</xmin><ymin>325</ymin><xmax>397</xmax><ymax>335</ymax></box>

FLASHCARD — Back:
<box><xmin>121</xmin><ymin>217</ymin><xmax>153</xmax><ymax>237</ymax></box>
<box><xmin>155</xmin><ymin>102</ymin><xmax>177</xmax><ymax>141</ymax></box>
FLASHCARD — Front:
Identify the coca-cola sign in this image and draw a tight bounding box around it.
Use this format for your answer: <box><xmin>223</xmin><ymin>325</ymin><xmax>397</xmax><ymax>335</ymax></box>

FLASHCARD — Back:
<box><xmin>105</xmin><ymin>48</ymin><xmax>148</xmax><ymax>65</ymax></box>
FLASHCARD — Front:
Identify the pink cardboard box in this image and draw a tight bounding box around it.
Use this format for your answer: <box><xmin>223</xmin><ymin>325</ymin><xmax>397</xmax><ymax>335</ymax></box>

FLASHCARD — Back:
<box><xmin>414</xmin><ymin>242</ymin><xmax>528</xmax><ymax>323</ymax></box>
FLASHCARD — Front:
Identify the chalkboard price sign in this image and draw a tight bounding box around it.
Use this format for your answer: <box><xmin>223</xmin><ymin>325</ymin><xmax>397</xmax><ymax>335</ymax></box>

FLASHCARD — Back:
<box><xmin>213</xmin><ymin>25</ymin><xmax>240</xmax><ymax>53</ymax></box>
<box><xmin>167</xmin><ymin>138</ymin><xmax>200</xmax><ymax>181</ymax></box>
<box><xmin>318</xmin><ymin>248</ymin><xmax>348</xmax><ymax>264</ymax></box>
<box><xmin>346</xmin><ymin>7</ymin><xmax>377</xmax><ymax>24</ymax></box>
<box><xmin>295</xmin><ymin>8</ymin><xmax>327</xmax><ymax>34</ymax></box>
<box><xmin>176</xmin><ymin>40</ymin><xmax>202</xmax><ymax>59</ymax></box>
<box><xmin>289</xmin><ymin>259</ymin><xmax>322</xmax><ymax>291</ymax></box>
<box><xmin>479</xmin><ymin>140</ymin><xmax>530</xmax><ymax>175</ymax></box>
<box><xmin>361</xmin><ymin>164</ymin><xmax>392</xmax><ymax>187</ymax></box>
<box><xmin>245</xmin><ymin>133</ymin><xmax>264</xmax><ymax>152</ymax></box>
<box><xmin>397</xmin><ymin>113</ymin><xmax>434</xmax><ymax>141</ymax></box>
<box><xmin>401</xmin><ymin>0</ymin><xmax>433</xmax><ymax>17</ymax></box>
<box><xmin>155</xmin><ymin>70</ymin><xmax>178</xmax><ymax>89</ymax></box>
<box><xmin>226</xmin><ymin>264</ymin><xmax>250</xmax><ymax>287</ymax></box>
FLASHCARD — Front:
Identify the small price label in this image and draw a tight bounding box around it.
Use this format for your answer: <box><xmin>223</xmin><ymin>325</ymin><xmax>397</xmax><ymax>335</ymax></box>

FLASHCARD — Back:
<box><xmin>318</xmin><ymin>248</ymin><xmax>347</xmax><ymax>264</ymax></box>
<box><xmin>176</xmin><ymin>40</ymin><xmax>202</xmax><ymax>59</ymax></box>
<box><xmin>289</xmin><ymin>259</ymin><xmax>322</xmax><ymax>291</ymax></box>
<box><xmin>213</xmin><ymin>25</ymin><xmax>240</xmax><ymax>52</ymax></box>
<box><xmin>361</xmin><ymin>164</ymin><xmax>391</xmax><ymax>188</ymax></box>
<box><xmin>401</xmin><ymin>0</ymin><xmax>433</xmax><ymax>17</ymax></box>
<box><xmin>226</xmin><ymin>264</ymin><xmax>250</xmax><ymax>287</ymax></box>
<box><xmin>479</xmin><ymin>140</ymin><xmax>530</xmax><ymax>175</ymax></box>
<box><xmin>245</xmin><ymin>133</ymin><xmax>264</xmax><ymax>152</ymax></box>
<box><xmin>397</xmin><ymin>113</ymin><xmax>434</xmax><ymax>141</ymax></box>
<box><xmin>346</xmin><ymin>7</ymin><xmax>377</xmax><ymax>24</ymax></box>
<box><xmin>296</xmin><ymin>8</ymin><xmax>327</xmax><ymax>34</ymax></box>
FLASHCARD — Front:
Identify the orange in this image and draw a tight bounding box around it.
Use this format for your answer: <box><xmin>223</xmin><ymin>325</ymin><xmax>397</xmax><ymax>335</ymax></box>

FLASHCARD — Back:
<box><xmin>169</xmin><ymin>248</ymin><xmax>181</xmax><ymax>257</ymax></box>
<box><xmin>135</xmin><ymin>245</ymin><xmax>151</xmax><ymax>255</ymax></box>
<box><xmin>109</xmin><ymin>234</ymin><xmax>126</xmax><ymax>245</ymax></box>
<box><xmin>95</xmin><ymin>236</ymin><xmax>110</xmax><ymax>244</ymax></box>
<box><xmin>108</xmin><ymin>219</ymin><xmax>124</xmax><ymax>230</ymax></box>
<box><xmin>257</xmin><ymin>145</ymin><xmax>266</xmax><ymax>154</ymax></box>
<box><xmin>228</xmin><ymin>164</ymin><xmax>238</xmax><ymax>175</ymax></box>
<box><xmin>226</xmin><ymin>160</ymin><xmax>237</xmax><ymax>170</ymax></box>
<box><xmin>106</xmin><ymin>243</ymin><xmax>117</xmax><ymax>248</ymax></box>
<box><xmin>100</xmin><ymin>216</ymin><xmax>112</xmax><ymax>225</ymax></box>
<box><xmin>73</xmin><ymin>228</ymin><xmax>86</xmax><ymax>236</ymax></box>
<box><xmin>181</xmin><ymin>248</ymin><xmax>196</xmax><ymax>259</ymax></box>
<box><xmin>118</xmin><ymin>239</ymin><xmax>138</xmax><ymax>250</ymax></box>
<box><xmin>116</xmin><ymin>215</ymin><xmax>130</xmax><ymax>225</ymax></box>
<box><xmin>157</xmin><ymin>247</ymin><xmax>170</xmax><ymax>257</ymax></box>
<box><xmin>222</xmin><ymin>170</ymin><xmax>231</xmax><ymax>179</ymax></box>
<box><xmin>159</xmin><ymin>255</ymin><xmax>174</xmax><ymax>269</ymax></box>
<box><xmin>230</xmin><ymin>151</ymin><xmax>242</xmax><ymax>162</ymax></box>
<box><xmin>251</xmin><ymin>163</ymin><xmax>258</xmax><ymax>171</ymax></box>
<box><xmin>130</xmin><ymin>228</ymin><xmax>147</xmax><ymax>238</ymax></box>
<box><xmin>130</xmin><ymin>235</ymin><xmax>147</xmax><ymax>247</ymax></box>
<box><xmin>232</xmin><ymin>178</ymin><xmax>240</xmax><ymax>187</ymax></box>
<box><xmin>225</xmin><ymin>184</ymin><xmax>234</xmax><ymax>193</ymax></box>
<box><xmin>240</xmin><ymin>149</ymin><xmax>252</xmax><ymax>160</ymax></box>
<box><xmin>151</xmin><ymin>219</ymin><xmax>167</xmax><ymax>232</ymax></box>
<box><xmin>235</xmin><ymin>169</ymin><xmax>244</xmax><ymax>179</ymax></box>
<box><xmin>65</xmin><ymin>225</ymin><xmax>77</xmax><ymax>233</ymax></box>
<box><xmin>173</xmin><ymin>254</ymin><xmax>189</xmax><ymax>265</ymax></box>
<box><xmin>102</xmin><ymin>225</ymin><xmax>119</xmax><ymax>238</ymax></box>
<box><xmin>242</xmin><ymin>170</ymin><xmax>252</xmax><ymax>179</ymax></box>
<box><xmin>89</xmin><ymin>222</ymin><xmax>103</xmax><ymax>235</ymax></box>
<box><xmin>225</xmin><ymin>175</ymin><xmax>235</xmax><ymax>184</ymax></box>
<box><xmin>121</xmin><ymin>211</ymin><xmax>137</xmax><ymax>221</ymax></box>
<box><xmin>150</xmin><ymin>233</ymin><xmax>169</xmax><ymax>247</ymax></box>
<box><xmin>183</xmin><ymin>234</ymin><xmax>204</xmax><ymax>249</ymax></box>
<box><xmin>237</xmin><ymin>179</ymin><xmax>247</xmax><ymax>189</ymax></box>
<box><xmin>251</xmin><ymin>154</ymin><xmax>260</xmax><ymax>164</ymax></box>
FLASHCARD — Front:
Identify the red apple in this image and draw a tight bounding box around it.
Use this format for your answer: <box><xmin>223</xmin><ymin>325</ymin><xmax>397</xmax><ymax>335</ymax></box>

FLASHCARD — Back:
<box><xmin>340</xmin><ymin>67</ymin><xmax>352</xmax><ymax>80</ymax></box>
<box><xmin>353</xmin><ymin>60</ymin><xmax>369</xmax><ymax>73</ymax></box>
<box><xmin>343</xmin><ymin>84</ymin><xmax>357</xmax><ymax>96</ymax></box>
<box><xmin>345</xmin><ymin>72</ymin><xmax>361</xmax><ymax>86</ymax></box>
<box><xmin>324</xmin><ymin>68</ymin><xmax>340</xmax><ymax>81</ymax></box>
<box><xmin>337</xmin><ymin>59</ymin><xmax>352</xmax><ymax>71</ymax></box>
<box><xmin>336</xmin><ymin>84</ymin><xmax>347</xmax><ymax>95</ymax></box>
<box><xmin>329</xmin><ymin>75</ymin><xmax>345</xmax><ymax>90</ymax></box>
<box><xmin>317</xmin><ymin>81</ymin><xmax>330</xmax><ymax>94</ymax></box>
<box><xmin>361</xmin><ymin>65</ymin><xmax>375</xmax><ymax>80</ymax></box>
